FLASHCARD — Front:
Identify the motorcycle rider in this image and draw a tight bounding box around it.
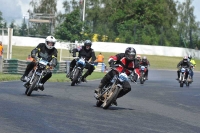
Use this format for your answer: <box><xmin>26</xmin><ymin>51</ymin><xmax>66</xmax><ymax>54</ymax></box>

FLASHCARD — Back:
<box><xmin>139</xmin><ymin>56</ymin><xmax>150</xmax><ymax>80</ymax></box>
<box><xmin>94</xmin><ymin>47</ymin><xmax>139</xmax><ymax>106</ymax></box>
<box><xmin>176</xmin><ymin>56</ymin><xmax>191</xmax><ymax>80</ymax></box>
<box><xmin>20</xmin><ymin>36</ymin><xmax>58</xmax><ymax>91</ymax></box>
<box><xmin>67</xmin><ymin>40</ymin><xmax>96</xmax><ymax>82</ymax></box>
<box><xmin>188</xmin><ymin>55</ymin><xmax>196</xmax><ymax>82</ymax></box>
<box><xmin>136</xmin><ymin>54</ymin><xmax>142</xmax><ymax>62</ymax></box>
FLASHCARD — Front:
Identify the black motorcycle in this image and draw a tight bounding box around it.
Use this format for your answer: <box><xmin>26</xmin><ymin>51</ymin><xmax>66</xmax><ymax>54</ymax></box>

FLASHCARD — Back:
<box><xmin>68</xmin><ymin>57</ymin><xmax>86</xmax><ymax>86</ymax></box>
<box><xmin>178</xmin><ymin>67</ymin><xmax>191</xmax><ymax>87</ymax></box>
<box><xmin>94</xmin><ymin>65</ymin><xmax>128</xmax><ymax>109</ymax></box>
<box><xmin>23</xmin><ymin>58</ymin><xmax>52</xmax><ymax>96</ymax></box>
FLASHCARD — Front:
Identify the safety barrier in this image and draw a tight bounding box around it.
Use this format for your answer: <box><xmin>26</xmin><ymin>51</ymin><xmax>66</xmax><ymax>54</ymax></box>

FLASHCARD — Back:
<box><xmin>1</xmin><ymin>59</ymin><xmax>105</xmax><ymax>74</ymax></box>
<box><xmin>2</xmin><ymin>59</ymin><xmax>66</xmax><ymax>74</ymax></box>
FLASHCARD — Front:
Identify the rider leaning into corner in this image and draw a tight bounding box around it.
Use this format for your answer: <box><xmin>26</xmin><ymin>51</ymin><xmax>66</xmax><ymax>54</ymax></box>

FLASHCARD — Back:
<box><xmin>94</xmin><ymin>47</ymin><xmax>140</xmax><ymax>106</ymax></box>
<box><xmin>20</xmin><ymin>36</ymin><xmax>58</xmax><ymax>91</ymax></box>
<box><xmin>66</xmin><ymin>40</ymin><xmax>96</xmax><ymax>82</ymax></box>
<box><xmin>176</xmin><ymin>56</ymin><xmax>191</xmax><ymax>81</ymax></box>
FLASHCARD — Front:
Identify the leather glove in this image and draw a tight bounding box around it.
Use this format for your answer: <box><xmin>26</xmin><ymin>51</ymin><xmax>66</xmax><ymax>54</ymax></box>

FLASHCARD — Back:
<box><xmin>109</xmin><ymin>60</ymin><xmax>114</xmax><ymax>67</ymax></box>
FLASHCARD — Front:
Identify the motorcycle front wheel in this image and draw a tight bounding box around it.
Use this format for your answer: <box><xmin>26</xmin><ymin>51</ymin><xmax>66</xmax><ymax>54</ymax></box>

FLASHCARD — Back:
<box><xmin>71</xmin><ymin>68</ymin><xmax>80</xmax><ymax>86</ymax></box>
<box><xmin>140</xmin><ymin>72</ymin><xmax>144</xmax><ymax>84</ymax></box>
<box><xmin>27</xmin><ymin>75</ymin><xmax>39</xmax><ymax>96</ymax></box>
<box><xmin>102</xmin><ymin>86</ymin><xmax>120</xmax><ymax>109</ymax></box>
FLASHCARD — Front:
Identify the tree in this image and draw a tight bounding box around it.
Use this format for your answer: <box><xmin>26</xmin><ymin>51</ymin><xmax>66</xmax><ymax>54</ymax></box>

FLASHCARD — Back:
<box><xmin>177</xmin><ymin>0</ymin><xmax>200</xmax><ymax>48</ymax></box>
<box><xmin>10</xmin><ymin>20</ymin><xmax>20</xmax><ymax>36</ymax></box>
<box><xmin>54</xmin><ymin>9</ymin><xmax>86</xmax><ymax>42</ymax></box>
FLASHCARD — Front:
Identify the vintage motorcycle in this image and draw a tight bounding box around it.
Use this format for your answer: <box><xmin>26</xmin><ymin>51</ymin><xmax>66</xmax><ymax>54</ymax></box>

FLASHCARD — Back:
<box><xmin>139</xmin><ymin>65</ymin><xmax>147</xmax><ymax>84</ymax></box>
<box><xmin>94</xmin><ymin>65</ymin><xmax>128</xmax><ymax>109</ymax></box>
<box><xmin>178</xmin><ymin>67</ymin><xmax>192</xmax><ymax>87</ymax></box>
<box><xmin>67</xmin><ymin>57</ymin><xmax>86</xmax><ymax>86</ymax></box>
<box><xmin>23</xmin><ymin>58</ymin><xmax>52</xmax><ymax>96</ymax></box>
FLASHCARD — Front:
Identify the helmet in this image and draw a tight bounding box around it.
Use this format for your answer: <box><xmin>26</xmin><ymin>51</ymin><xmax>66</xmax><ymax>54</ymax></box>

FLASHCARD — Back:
<box><xmin>188</xmin><ymin>55</ymin><xmax>192</xmax><ymax>60</ymax></box>
<box><xmin>183</xmin><ymin>56</ymin><xmax>188</xmax><ymax>62</ymax></box>
<box><xmin>125</xmin><ymin>47</ymin><xmax>136</xmax><ymax>61</ymax></box>
<box><xmin>84</xmin><ymin>40</ymin><xmax>92</xmax><ymax>50</ymax></box>
<box><xmin>45</xmin><ymin>36</ymin><xmax>56</xmax><ymax>49</ymax></box>
<box><xmin>142</xmin><ymin>56</ymin><xmax>147</xmax><ymax>62</ymax></box>
<box><xmin>137</xmin><ymin>54</ymin><xmax>141</xmax><ymax>60</ymax></box>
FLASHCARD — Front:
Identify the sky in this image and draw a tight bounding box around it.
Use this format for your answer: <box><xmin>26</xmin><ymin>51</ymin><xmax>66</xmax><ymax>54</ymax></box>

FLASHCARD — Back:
<box><xmin>0</xmin><ymin>0</ymin><xmax>200</xmax><ymax>25</ymax></box>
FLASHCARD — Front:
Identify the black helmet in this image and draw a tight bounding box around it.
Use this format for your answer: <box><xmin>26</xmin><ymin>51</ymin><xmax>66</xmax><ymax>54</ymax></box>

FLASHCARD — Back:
<box><xmin>125</xmin><ymin>47</ymin><xmax>136</xmax><ymax>61</ymax></box>
<box><xmin>84</xmin><ymin>40</ymin><xmax>92</xmax><ymax>50</ymax></box>
<box><xmin>188</xmin><ymin>55</ymin><xmax>192</xmax><ymax>60</ymax></box>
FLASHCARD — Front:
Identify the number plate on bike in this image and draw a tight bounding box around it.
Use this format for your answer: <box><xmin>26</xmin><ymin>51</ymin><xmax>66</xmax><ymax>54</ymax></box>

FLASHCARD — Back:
<box><xmin>39</xmin><ymin>59</ymin><xmax>48</xmax><ymax>65</ymax></box>
<box><xmin>118</xmin><ymin>73</ymin><xmax>128</xmax><ymax>82</ymax></box>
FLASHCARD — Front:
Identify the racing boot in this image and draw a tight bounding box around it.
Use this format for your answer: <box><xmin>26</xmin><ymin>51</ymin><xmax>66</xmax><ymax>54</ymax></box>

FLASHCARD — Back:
<box><xmin>81</xmin><ymin>72</ymin><xmax>90</xmax><ymax>82</ymax></box>
<box><xmin>20</xmin><ymin>74</ymin><xmax>28</xmax><ymax>82</ymax></box>
<box><xmin>176</xmin><ymin>71</ymin><xmax>180</xmax><ymax>80</ymax></box>
<box><xmin>38</xmin><ymin>83</ymin><xmax>44</xmax><ymax>91</ymax></box>
<box><xmin>112</xmin><ymin>99</ymin><xmax>118</xmax><ymax>106</ymax></box>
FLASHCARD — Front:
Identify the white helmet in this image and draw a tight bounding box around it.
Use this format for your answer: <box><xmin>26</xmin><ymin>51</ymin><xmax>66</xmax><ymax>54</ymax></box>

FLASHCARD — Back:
<box><xmin>45</xmin><ymin>36</ymin><xmax>56</xmax><ymax>49</ymax></box>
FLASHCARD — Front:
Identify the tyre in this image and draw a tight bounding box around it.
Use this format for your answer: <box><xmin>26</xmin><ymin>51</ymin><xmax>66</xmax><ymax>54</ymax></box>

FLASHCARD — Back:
<box><xmin>102</xmin><ymin>86</ymin><xmax>120</xmax><ymax>109</ymax></box>
<box><xmin>27</xmin><ymin>75</ymin><xmax>39</xmax><ymax>96</ymax></box>
<box><xmin>25</xmin><ymin>87</ymin><xmax>29</xmax><ymax>95</ymax></box>
<box><xmin>71</xmin><ymin>68</ymin><xmax>80</xmax><ymax>86</ymax></box>
<box><xmin>140</xmin><ymin>72</ymin><xmax>144</xmax><ymax>84</ymax></box>
<box><xmin>180</xmin><ymin>75</ymin><xmax>184</xmax><ymax>87</ymax></box>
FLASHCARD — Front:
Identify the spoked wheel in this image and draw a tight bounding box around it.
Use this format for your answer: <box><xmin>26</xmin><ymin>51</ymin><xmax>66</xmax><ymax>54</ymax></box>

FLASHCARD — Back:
<box><xmin>140</xmin><ymin>72</ymin><xmax>144</xmax><ymax>84</ymax></box>
<box><xmin>102</xmin><ymin>86</ymin><xmax>120</xmax><ymax>109</ymax></box>
<box><xmin>27</xmin><ymin>76</ymin><xmax>39</xmax><ymax>96</ymax></box>
<box><xmin>71</xmin><ymin>69</ymin><xmax>80</xmax><ymax>86</ymax></box>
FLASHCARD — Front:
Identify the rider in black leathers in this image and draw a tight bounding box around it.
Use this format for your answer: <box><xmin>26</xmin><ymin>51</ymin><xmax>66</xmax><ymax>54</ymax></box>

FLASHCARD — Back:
<box><xmin>67</xmin><ymin>40</ymin><xmax>96</xmax><ymax>82</ymax></box>
<box><xmin>20</xmin><ymin>36</ymin><xmax>58</xmax><ymax>90</ymax></box>
<box><xmin>176</xmin><ymin>56</ymin><xmax>191</xmax><ymax>80</ymax></box>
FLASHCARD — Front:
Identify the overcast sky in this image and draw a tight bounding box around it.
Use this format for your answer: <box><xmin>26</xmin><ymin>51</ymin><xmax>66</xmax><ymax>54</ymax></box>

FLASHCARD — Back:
<box><xmin>0</xmin><ymin>0</ymin><xmax>200</xmax><ymax>25</ymax></box>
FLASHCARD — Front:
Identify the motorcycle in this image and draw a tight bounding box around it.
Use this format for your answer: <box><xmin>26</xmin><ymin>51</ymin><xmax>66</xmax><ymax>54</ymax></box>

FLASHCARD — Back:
<box><xmin>139</xmin><ymin>65</ymin><xmax>147</xmax><ymax>84</ymax></box>
<box><xmin>68</xmin><ymin>57</ymin><xmax>86</xmax><ymax>86</ymax></box>
<box><xmin>178</xmin><ymin>67</ymin><xmax>191</xmax><ymax>87</ymax></box>
<box><xmin>23</xmin><ymin>58</ymin><xmax>52</xmax><ymax>96</ymax></box>
<box><xmin>94</xmin><ymin>65</ymin><xmax>128</xmax><ymax>109</ymax></box>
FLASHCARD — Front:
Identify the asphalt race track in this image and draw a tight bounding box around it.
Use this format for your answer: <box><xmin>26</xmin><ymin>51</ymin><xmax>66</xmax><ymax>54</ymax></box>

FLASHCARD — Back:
<box><xmin>0</xmin><ymin>69</ymin><xmax>200</xmax><ymax>133</ymax></box>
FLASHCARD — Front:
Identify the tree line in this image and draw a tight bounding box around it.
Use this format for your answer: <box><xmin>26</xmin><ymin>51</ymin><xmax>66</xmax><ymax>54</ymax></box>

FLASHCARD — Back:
<box><xmin>0</xmin><ymin>0</ymin><xmax>200</xmax><ymax>49</ymax></box>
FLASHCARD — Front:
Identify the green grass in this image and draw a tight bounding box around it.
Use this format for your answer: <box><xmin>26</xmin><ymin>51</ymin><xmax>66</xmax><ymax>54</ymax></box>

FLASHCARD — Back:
<box><xmin>0</xmin><ymin>72</ymin><xmax>106</xmax><ymax>82</ymax></box>
<box><xmin>1</xmin><ymin>45</ymin><xmax>199</xmax><ymax>82</ymax></box>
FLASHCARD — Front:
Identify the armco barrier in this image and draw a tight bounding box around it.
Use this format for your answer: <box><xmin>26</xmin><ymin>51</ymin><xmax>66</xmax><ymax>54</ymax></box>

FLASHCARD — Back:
<box><xmin>2</xmin><ymin>59</ymin><xmax>105</xmax><ymax>74</ymax></box>
<box><xmin>2</xmin><ymin>59</ymin><xmax>67</xmax><ymax>74</ymax></box>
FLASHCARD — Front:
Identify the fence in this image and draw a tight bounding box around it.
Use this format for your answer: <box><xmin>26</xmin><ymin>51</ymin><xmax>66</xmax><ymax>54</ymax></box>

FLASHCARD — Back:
<box><xmin>1</xmin><ymin>59</ymin><xmax>105</xmax><ymax>74</ymax></box>
<box><xmin>2</xmin><ymin>59</ymin><xmax>66</xmax><ymax>74</ymax></box>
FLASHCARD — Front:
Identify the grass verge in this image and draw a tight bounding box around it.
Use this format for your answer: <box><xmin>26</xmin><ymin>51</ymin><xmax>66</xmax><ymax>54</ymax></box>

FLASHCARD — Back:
<box><xmin>1</xmin><ymin>45</ymin><xmax>199</xmax><ymax>82</ymax></box>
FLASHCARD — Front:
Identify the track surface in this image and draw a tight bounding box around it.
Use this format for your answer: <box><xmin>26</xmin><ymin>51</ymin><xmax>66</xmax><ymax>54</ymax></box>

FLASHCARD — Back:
<box><xmin>0</xmin><ymin>70</ymin><xmax>200</xmax><ymax>133</ymax></box>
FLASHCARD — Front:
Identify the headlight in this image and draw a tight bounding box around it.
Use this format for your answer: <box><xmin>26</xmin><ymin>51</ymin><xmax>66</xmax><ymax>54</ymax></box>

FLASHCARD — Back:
<box><xmin>38</xmin><ymin>63</ymin><xmax>46</xmax><ymax>69</ymax></box>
